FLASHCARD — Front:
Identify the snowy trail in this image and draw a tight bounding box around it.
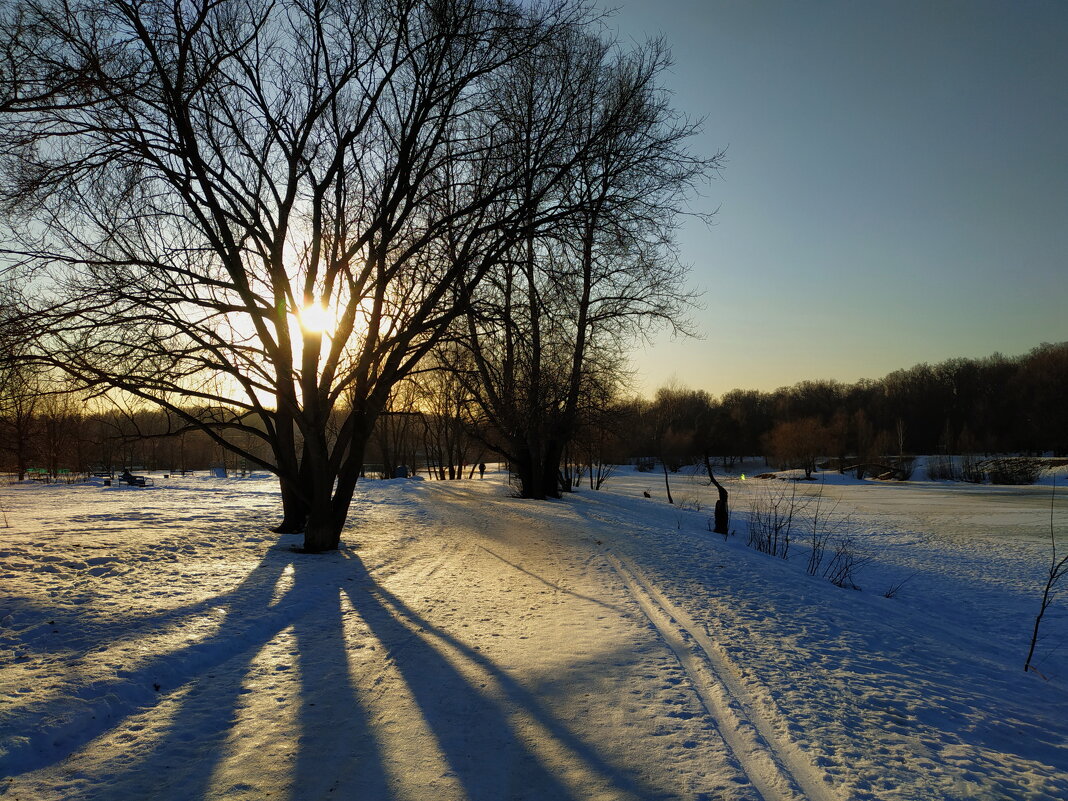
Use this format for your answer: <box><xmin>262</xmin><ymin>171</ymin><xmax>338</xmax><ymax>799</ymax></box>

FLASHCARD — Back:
<box><xmin>603</xmin><ymin>549</ymin><xmax>836</xmax><ymax>801</ymax></box>
<box><xmin>408</xmin><ymin>479</ymin><xmax>755</xmax><ymax>800</ymax></box>
<box><xmin>426</xmin><ymin>480</ymin><xmax>834</xmax><ymax>800</ymax></box>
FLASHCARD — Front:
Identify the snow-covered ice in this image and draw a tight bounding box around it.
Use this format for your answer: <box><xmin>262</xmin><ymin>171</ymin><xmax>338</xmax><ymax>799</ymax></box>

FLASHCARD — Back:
<box><xmin>2</xmin><ymin>466</ymin><xmax>1067</xmax><ymax>800</ymax></box>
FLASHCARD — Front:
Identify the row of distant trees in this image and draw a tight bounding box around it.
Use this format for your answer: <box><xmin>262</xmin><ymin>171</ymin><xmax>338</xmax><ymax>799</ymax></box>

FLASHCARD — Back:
<box><xmin>0</xmin><ymin>386</ymin><xmax>243</xmax><ymax>480</ymax></box>
<box><xmin>5</xmin><ymin>342</ymin><xmax>1064</xmax><ymax>484</ymax></box>
<box><xmin>0</xmin><ymin>365</ymin><xmax>490</xmax><ymax>481</ymax></box>
<box><xmin>633</xmin><ymin>342</ymin><xmax>1068</xmax><ymax>475</ymax></box>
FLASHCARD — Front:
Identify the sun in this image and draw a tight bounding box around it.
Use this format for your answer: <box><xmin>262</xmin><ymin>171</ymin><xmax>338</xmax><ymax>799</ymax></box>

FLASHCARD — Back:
<box><xmin>298</xmin><ymin>302</ymin><xmax>333</xmax><ymax>334</ymax></box>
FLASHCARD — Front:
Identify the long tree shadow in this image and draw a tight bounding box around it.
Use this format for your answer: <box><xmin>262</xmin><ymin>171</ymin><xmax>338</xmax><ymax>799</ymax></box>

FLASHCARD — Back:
<box><xmin>8</xmin><ymin>533</ymin><xmax>665</xmax><ymax>800</ymax></box>
<box><xmin>5</xmin><ymin>553</ymin><xmax>287</xmax><ymax>664</ymax></box>
<box><xmin>56</xmin><ymin>541</ymin><xmax>392</xmax><ymax>800</ymax></box>
<box><xmin>337</xmin><ymin>551</ymin><xmax>657</xmax><ymax>801</ymax></box>
<box><xmin>474</xmin><ymin>544</ymin><xmax>631</xmax><ymax>614</ymax></box>
<box><xmin>2</xmin><ymin>535</ymin><xmax>300</xmax><ymax>777</ymax></box>
<box><xmin>3</xmin><ymin>504</ymin><xmax>285</xmax><ymax>662</ymax></box>
<box><xmin>288</xmin><ymin>555</ymin><xmax>392</xmax><ymax>799</ymax></box>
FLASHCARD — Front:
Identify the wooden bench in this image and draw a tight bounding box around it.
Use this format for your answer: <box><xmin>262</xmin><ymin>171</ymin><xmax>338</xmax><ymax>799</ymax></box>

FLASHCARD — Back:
<box><xmin>119</xmin><ymin>473</ymin><xmax>154</xmax><ymax>487</ymax></box>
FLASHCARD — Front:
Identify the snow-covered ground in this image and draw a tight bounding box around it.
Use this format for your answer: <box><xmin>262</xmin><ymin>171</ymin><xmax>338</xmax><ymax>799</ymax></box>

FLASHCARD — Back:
<box><xmin>2</xmin><ymin>465</ymin><xmax>1067</xmax><ymax>800</ymax></box>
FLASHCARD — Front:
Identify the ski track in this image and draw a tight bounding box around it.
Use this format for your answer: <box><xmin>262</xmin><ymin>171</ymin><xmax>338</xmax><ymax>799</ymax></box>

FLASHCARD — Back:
<box><xmin>432</xmin><ymin>480</ymin><xmax>838</xmax><ymax>801</ymax></box>
<box><xmin>603</xmin><ymin>548</ymin><xmax>838</xmax><ymax>801</ymax></box>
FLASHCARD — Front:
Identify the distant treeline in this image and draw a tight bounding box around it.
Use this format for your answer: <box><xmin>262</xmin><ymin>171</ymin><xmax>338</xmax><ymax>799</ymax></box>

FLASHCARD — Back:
<box><xmin>630</xmin><ymin>342</ymin><xmax>1068</xmax><ymax>467</ymax></box>
<box><xmin>2</xmin><ymin>342</ymin><xmax>1065</xmax><ymax>479</ymax></box>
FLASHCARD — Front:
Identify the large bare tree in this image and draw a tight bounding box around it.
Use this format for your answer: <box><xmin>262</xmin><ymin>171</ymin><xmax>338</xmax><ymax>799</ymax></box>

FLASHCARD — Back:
<box><xmin>455</xmin><ymin>33</ymin><xmax>721</xmax><ymax>498</ymax></box>
<box><xmin>0</xmin><ymin>0</ymin><xmax>650</xmax><ymax>550</ymax></box>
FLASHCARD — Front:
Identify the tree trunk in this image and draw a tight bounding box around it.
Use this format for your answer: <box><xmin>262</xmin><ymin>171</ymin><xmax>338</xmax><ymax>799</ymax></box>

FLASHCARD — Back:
<box><xmin>543</xmin><ymin>438</ymin><xmax>564</xmax><ymax>498</ymax></box>
<box><xmin>522</xmin><ymin>456</ymin><xmax>544</xmax><ymax>499</ymax></box>
<box><xmin>300</xmin><ymin>431</ymin><xmax>369</xmax><ymax>553</ymax></box>
<box><xmin>662</xmin><ymin>459</ymin><xmax>674</xmax><ymax>505</ymax></box>
<box><xmin>704</xmin><ymin>456</ymin><xmax>729</xmax><ymax>535</ymax></box>
<box><xmin>302</xmin><ymin>505</ymin><xmax>347</xmax><ymax>552</ymax></box>
<box><xmin>273</xmin><ymin>475</ymin><xmax>309</xmax><ymax>533</ymax></box>
<box><xmin>298</xmin><ymin>453</ymin><xmax>336</xmax><ymax>551</ymax></box>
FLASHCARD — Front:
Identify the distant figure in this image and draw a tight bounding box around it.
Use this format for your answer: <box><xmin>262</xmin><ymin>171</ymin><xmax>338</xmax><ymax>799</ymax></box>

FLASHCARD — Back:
<box><xmin>120</xmin><ymin>469</ymin><xmax>134</xmax><ymax>484</ymax></box>
<box><xmin>478</xmin><ymin>462</ymin><xmax>486</xmax><ymax>479</ymax></box>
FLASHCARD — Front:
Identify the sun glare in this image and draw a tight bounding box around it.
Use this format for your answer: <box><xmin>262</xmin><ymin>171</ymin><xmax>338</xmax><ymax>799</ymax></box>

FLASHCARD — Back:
<box><xmin>299</xmin><ymin>302</ymin><xmax>332</xmax><ymax>334</ymax></box>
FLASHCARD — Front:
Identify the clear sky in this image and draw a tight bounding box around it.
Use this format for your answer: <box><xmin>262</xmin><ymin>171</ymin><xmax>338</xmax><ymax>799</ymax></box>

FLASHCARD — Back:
<box><xmin>598</xmin><ymin>0</ymin><xmax>1068</xmax><ymax>396</ymax></box>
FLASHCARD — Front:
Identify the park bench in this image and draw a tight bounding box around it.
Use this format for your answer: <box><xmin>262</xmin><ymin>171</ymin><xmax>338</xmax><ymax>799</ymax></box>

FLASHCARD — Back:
<box><xmin>118</xmin><ymin>472</ymin><xmax>154</xmax><ymax>487</ymax></box>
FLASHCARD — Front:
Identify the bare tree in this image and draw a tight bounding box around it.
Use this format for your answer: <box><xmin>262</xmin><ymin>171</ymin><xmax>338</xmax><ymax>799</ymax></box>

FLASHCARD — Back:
<box><xmin>414</xmin><ymin>352</ymin><xmax>476</xmax><ymax>480</ymax></box>
<box><xmin>367</xmin><ymin>379</ymin><xmax>422</xmax><ymax>480</ymax></box>
<box><xmin>575</xmin><ymin>388</ymin><xmax>628</xmax><ymax>491</ymax></box>
<box><xmin>0</xmin><ymin>279</ymin><xmax>39</xmax><ymax>478</ymax></box>
<box><xmin>0</xmin><ymin>356</ymin><xmax>40</xmax><ymax>480</ymax></box>
<box><xmin>1</xmin><ymin>0</ymin><xmax>628</xmax><ymax>551</ymax></box>
<box><xmin>1025</xmin><ymin>483</ymin><xmax>1068</xmax><ymax>675</ymax></box>
<box><xmin>647</xmin><ymin>384</ymin><xmax>699</xmax><ymax>505</ymax></box>
<box><xmin>703</xmin><ymin>457</ymin><xmax>730</xmax><ymax>536</ymax></box>
<box><xmin>36</xmin><ymin>379</ymin><xmax>81</xmax><ymax>478</ymax></box>
<box><xmin>764</xmin><ymin>417</ymin><xmax>826</xmax><ymax>480</ymax></box>
<box><xmin>457</xmin><ymin>33</ymin><xmax>720</xmax><ymax>499</ymax></box>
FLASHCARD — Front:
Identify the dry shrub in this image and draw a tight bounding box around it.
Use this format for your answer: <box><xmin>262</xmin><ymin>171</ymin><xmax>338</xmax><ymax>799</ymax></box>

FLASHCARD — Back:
<box><xmin>747</xmin><ymin>482</ymin><xmax>804</xmax><ymax>559</ymax></box>
<box><xmin>985</xmin><ymin>457</ymin><xmax>1043</xmax><ymax>485</ymax></box>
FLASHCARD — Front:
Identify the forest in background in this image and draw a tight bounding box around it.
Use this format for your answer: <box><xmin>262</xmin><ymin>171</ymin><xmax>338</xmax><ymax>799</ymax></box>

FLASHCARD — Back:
<box><xmin>3</xmin><ymin>341</ymin><xmax>1065</xmax><ymax>483</ymax></box>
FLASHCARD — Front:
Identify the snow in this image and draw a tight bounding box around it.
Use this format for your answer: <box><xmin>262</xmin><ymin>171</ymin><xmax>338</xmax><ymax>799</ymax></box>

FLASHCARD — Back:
<box><xmin>2</xmin><ymin>467</ymin><xmax>1067</xmax><ymax>800</ymax></box>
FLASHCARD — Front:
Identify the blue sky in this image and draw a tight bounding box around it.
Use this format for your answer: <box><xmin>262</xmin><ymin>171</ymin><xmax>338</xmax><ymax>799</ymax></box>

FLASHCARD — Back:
<box><xmin>599</xmin><ymin>0</ymin><xmax>1068</xmax><ymax>395</ymax></box>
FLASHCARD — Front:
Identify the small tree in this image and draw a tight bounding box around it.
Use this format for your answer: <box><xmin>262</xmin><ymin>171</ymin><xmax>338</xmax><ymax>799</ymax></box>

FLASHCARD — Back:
<box><xmin>764</xmin><ymin>417</ymin><xmax>825</xmax><ymax>479</ymax></box>
<box><xmin>579</xmin><ymin>398</ymin><xmax>627</xmax><ymax>491</ymax></box>
<box><xmin>647</xmin><ymin>384</ymin><xmax>703</xmax><ymax>505</ymax></box>
<box><xmin>1025</xmin><ymin>483</ymin><xmax>1068</xmax><ymax>675</ymax></box>
<box><xmin>702</xmin><ymin>455</ymin><xmax>729</xmax><ymax>536</ymax></box>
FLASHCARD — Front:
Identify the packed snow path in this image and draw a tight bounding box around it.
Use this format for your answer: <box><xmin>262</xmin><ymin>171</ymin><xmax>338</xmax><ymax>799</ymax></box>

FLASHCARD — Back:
<box><xmin>2</xmin><ymin>473</ymin><xmax>1068</xmax><ymax>800</ymax></box>
<box><xmin>604</xmin><ymin>550</ymin><xmax>835</xmax><ymax>801</ymax></box>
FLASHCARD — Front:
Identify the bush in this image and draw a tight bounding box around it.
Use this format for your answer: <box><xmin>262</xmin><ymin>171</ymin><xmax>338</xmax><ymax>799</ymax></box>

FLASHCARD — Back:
<box><xmin>892</xmin><ymin>456</ymin><xmax>916</xmax><ymax>480</ymax></box>
<box><xmin>676</xmin><ymin>493</ymin><xmax>702</xmax><ymax>512</ymax></box>
<box><xmin>960</xmin><ymin>453</ymin><xmax>985</xmax><ymax>483</ymax></box>
<box><xmin>824</xmin><ymin>537</ymin><xmax>870</xmax><ymax>590</ymax></box>
<box><xmin>747</xmin><ymin>482</ymin><xmax>803</xmax><ymax>559</ymax></box>
<box><xmin>985</xmin><ymin>457</ymin><xmax>1043</xmax><ymax>485</ymax></box>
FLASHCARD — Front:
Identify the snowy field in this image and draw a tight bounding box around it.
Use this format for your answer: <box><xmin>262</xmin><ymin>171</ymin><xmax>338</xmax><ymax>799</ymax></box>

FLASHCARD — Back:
<box><xmin>2</xmin><ymin>465</ymin><xmax>1067</xmax><ymax>801</ymax></box>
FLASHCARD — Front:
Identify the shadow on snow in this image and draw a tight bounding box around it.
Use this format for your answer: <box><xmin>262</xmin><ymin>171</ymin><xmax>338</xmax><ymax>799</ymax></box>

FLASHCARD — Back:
<box><xmin>5</xmin><ymin>537</ymin><xmax>659</xmax><ymax>800</ymax></box>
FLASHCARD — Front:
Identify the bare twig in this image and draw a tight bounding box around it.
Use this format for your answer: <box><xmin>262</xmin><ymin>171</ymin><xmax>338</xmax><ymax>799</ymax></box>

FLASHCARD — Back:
<box><xmin>1025</xmin><ymin>480</ymin><xmax>1067</xmax><ymax>674</ymax></box>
